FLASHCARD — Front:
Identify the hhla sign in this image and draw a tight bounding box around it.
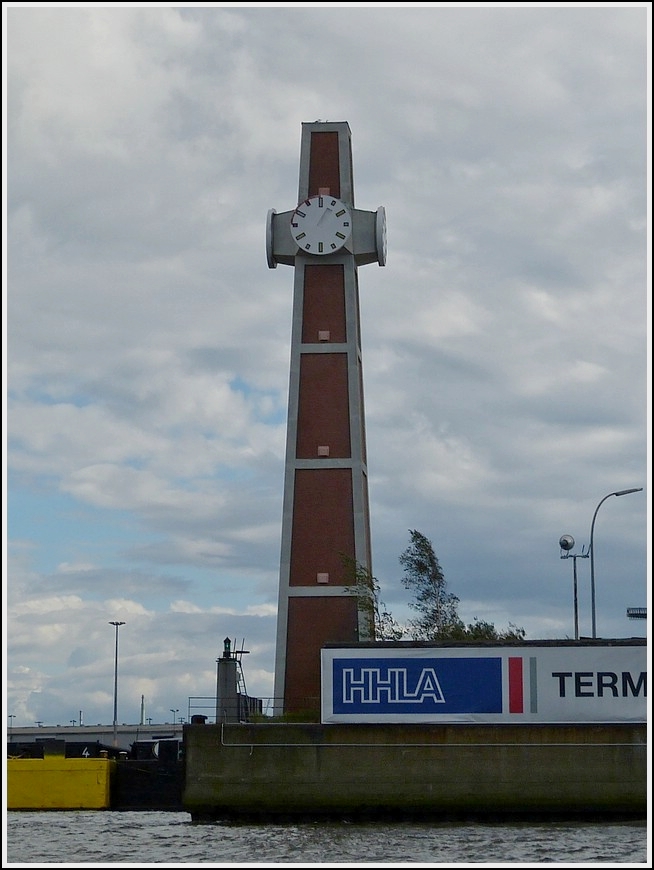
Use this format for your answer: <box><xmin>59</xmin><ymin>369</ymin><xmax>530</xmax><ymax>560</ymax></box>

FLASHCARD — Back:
<box><xmin>321</xmin><ymin>642</ymin><xmax>646</xmax><ymax>724</ymax></box>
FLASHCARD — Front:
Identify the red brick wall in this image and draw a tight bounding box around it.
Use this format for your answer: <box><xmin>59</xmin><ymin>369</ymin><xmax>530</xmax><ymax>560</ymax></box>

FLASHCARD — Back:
<box><xmin>285</xmin><ymin>596</ymin><xmax>359</xmax><ymax>712</ymax></box>
<box><xmin>308</xmin><ymin>132</ymin><xmax>340</xmax><ymax>197</ymax></box>
<box><xmin>289</xmin><ymin>468</ymin><xmax>355</xmax><ymax>585</ymax></box>
<box><xmin>296</xmin><ymin>354</ymin><xmax>351</xmax><ymax>459</ymax></box>
<box><xmin>301</xmin><ymin>265</ymin><xmax>346</xmax><ymax>344</ymax></box>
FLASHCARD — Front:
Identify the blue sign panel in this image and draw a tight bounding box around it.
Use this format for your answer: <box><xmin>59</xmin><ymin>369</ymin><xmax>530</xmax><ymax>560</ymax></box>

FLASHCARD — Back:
<box><xmin>331</xmin><ymin>656</ymin><xmax>503</xmax><ymax>715</ymax></box>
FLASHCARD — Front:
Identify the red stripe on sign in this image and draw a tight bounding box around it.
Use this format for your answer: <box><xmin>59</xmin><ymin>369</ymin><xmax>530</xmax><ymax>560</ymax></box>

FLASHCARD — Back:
<box><xmin>508</xmin><ymin>657</ymin><xmax>524</xmax><ymax>713</ymax></box>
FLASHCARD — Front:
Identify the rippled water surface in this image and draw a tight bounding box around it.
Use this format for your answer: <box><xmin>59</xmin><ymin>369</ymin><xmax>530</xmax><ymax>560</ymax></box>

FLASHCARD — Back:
<box><xmin>4</xmin><ymin>811</ymin><xmax>649</xmax><ymax>865</ymax></box>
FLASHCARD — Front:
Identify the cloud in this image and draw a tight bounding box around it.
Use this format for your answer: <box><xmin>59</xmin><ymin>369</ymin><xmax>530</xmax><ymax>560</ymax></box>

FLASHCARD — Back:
<box><xmin>6</xmin><ymin>5</ymin><xmax>648</xmax><ymax>729</ymax></box>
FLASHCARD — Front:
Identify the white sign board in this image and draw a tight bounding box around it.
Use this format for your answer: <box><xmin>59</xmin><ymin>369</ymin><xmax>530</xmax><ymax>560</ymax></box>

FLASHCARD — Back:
<box><xmin>321</xmin><ymin>645</ymin><xmax>646</xmax><ymax>724</ymax></box>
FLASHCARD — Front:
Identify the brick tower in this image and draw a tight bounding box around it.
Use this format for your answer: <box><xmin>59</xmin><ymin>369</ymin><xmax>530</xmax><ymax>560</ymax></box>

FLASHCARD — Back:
<box><xmin>266</xmin><ymin>121</ymin><xmax>386</xmax><ymax>714</ymax></box>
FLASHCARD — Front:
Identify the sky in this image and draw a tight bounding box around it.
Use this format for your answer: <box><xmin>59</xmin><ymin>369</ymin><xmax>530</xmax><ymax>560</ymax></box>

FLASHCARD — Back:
<box><xmin>4</xmin><ymin>3</ymin><xmax>650</xmax><ymax>731</ymax></box>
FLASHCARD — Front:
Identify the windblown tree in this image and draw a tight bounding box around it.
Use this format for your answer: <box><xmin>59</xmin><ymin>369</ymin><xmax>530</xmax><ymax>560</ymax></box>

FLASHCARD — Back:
<box><xmin>399</xmin><ymin>530</ymin><xmax>460</xmax><ymax>639</ymax></box>
<box><xmin>400</xmin><ymin>530</ymin><xmax>526</xmax><ymax>642</ymax></box>
<box><xmin>341</xmin><ymin>556</ymin><xmax>404</xmax><ymax>641</ymax></box>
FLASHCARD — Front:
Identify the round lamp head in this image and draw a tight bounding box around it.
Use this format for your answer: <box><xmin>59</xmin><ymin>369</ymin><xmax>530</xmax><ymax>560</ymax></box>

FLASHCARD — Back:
<box><xmin>559</xmin><ymin>534</ymin><xmax>575</xmax><ymax>551</ymax></box>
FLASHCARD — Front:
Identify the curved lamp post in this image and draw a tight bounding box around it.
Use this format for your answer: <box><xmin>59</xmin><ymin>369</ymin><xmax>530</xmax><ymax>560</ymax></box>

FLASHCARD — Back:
<box><xmin>589</xmin><ymin>488</ymin><xmax>643</xmax><ymax>638</ymax></box>
<box><xmin>109</xmin><ymin>621</ymin><xmax>126</xmax><ymax>747</ymax></box>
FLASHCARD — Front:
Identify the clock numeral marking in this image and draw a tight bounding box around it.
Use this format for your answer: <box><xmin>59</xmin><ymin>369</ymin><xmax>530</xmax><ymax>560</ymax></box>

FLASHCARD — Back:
<box><xmin>296</xmin><ymin>210</ymin><xmax>306</xmax><ymax>218</ymax></box>
<box><xmin>318</xmin><ymin>242</ymin><xmax>324</xmax><ymax>252</ymax></box>
<box><xmin>330</xmin><ymin>199</ymin><xmax>337</xmax><ymax>206</ymax></box>
<box><xmin>304</xmin><ymin>243</ymin><xmax>311</xmax><ymax>250</ymax></box>
<box><xmin>335</xmin><ymin>209</ymin><xmax>346</xmax><ymax>217</ymax></box>
<box><xmin>330</xmin><ymin>243</ymin><xmax>338</xmax><ymax>250</ymax></box>
<box><xmin>295</xmin><ymin>232</ymin><xmax>306</xmax><ymax>241</ymax></box>
<box><xmin>343</xmin><ymin>221</ymin><xmax>350</xmax><ymax>227</ymax></box>
<box><xmin>291</xmin><ymin>222</ymin><xmax>298</xmax><ymax>228</ymax></box>
<box><xmin>318</xmin><ymin>197</ymin><xmax>323</xmax><ymax>207</ymax></box>
<box><xmin>335</xmin><ymin>232</ymin><xmax>346</xmax><ymax>240</ymax></box>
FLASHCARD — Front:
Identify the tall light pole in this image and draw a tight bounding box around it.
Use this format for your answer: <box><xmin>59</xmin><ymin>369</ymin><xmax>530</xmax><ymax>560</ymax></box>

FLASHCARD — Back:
<box><xmin>589</xmin><ymin>488</ymin><xmax>643</xmax><ymax>639</ymax></box>
<box><xmin>170</xmin><ymin>708</ymin><xmax>179</xmax><ymax>725</ymax></box>
<box><xmin>109</xmin><ymin>621</ymin><xmax>125</xmax><ymax>747</ymax></box>
<box><xmin>559</xmin><ymin>535</ymin><xmax>588</xmax><ymax>640</ymax></box>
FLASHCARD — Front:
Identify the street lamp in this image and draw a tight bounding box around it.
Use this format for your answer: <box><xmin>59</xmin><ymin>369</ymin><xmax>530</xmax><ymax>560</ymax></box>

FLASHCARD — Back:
<box><xmin>109</xmin><ymin>621</ymin><xmax>126</xmax><ymax>747</ymax></box>
<box><xmin>559</xmin><ymin>535</ymin><xmax>588</xmax><ymax>640</ymax></box>
<box><xmin>8</xmin><ymin>714</ymin><xmax>15</xmax><ymax>738</ymax></box>
<box><xmin>170</xmin><ymin>708</ymin><xmax>179</xmax><ymax>724</ymax></box>
<box><xmin>589</xmin><ymin>488</ymin><xmax>643</xmax><ymax>639</ymax></box>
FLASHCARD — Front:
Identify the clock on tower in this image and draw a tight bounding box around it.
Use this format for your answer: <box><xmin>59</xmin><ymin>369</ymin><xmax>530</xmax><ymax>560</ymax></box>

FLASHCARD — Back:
<box><xmin>267</xmin><ymin>121</ymin><xmax>386</xmax><ymax>715</ymax></box>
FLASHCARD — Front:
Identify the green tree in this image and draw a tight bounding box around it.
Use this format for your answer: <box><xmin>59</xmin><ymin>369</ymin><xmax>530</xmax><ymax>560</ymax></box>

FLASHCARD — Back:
<box><xmin>342</xmin><ymin>556</ymin><xmax>404</xmax><ymax>641</ymax></box>
<box><xmin>399</xmin><ymin>530</ymin><xmax>526</xmax><ymax>642</ymax></box>
<box><xmin>439</xmin><ymin>617</ymin><xmax>526</xmax><ymax>642</ymax></box>
<box><xmin>399</xmin><ymin>530</ymin><xmax>460</xmax><ymax>639</ymax></box>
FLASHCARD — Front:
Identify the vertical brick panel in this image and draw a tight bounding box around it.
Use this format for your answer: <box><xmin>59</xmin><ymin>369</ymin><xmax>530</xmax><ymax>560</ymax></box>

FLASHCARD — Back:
<box><xmin>296</xmin><ymin>354</ymin><xmax>351</xmax><ymax>459</ymax></box>
<box><xmin>290</xmin><ymin>468</ymin><xmax>355</xmax><ymax>585</ymax></box>
<box><xmin>308</xmin><ymin>132</ymin><xmax>340</xmax><ymax>197</ymax></box>
<box><xmin>302</xmin><ymin>265</ymin><xmax>346</xmax><ymax>344</ymax></box>
<box><xmin>285</xmin><ymin>597</ymin><xmax>359</xmax><ymax>713</ymax></box>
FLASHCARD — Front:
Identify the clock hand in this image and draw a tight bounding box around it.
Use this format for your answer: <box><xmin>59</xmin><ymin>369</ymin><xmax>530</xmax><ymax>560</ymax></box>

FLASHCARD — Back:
<box><xmin>317</xmin><ymin>207</ymin><xmax>333</xmax><ymax>226</ymax></box>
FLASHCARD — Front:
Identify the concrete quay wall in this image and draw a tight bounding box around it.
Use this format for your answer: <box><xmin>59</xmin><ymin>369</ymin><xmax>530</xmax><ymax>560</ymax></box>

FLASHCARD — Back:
<box><xmin>182</xmin><ymin>721</ymin><xmax>647</xmax><ymax>820</ymax></box>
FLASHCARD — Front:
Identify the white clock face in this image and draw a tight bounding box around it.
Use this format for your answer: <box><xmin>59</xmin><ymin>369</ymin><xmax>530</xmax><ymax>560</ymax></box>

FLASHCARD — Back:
<box><xmin>290</xmin><ymin>195</ymin><xmax>352</xmax><ymax>255</ymax></box>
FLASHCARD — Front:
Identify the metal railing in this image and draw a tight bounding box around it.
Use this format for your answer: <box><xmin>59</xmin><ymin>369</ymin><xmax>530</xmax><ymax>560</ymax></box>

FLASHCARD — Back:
<box><xmin>186</xmin><ymin>696</ymin><xmax>323</xmax><ymax>723</ymax></box>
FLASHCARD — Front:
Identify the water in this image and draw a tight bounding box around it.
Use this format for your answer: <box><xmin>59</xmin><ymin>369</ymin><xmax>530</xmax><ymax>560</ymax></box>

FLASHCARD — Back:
<box><xmin>3</xmin><ymin>811</ymin><xmax>649</xmax><ymax>866</ymax></box>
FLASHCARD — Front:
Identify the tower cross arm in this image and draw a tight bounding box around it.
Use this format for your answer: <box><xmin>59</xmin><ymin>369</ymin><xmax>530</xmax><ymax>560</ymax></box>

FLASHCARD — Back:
<box><xmin>266</xmin><ymin>209</ymin><xmax>297</xmax><ymax>267</ymax></box>
<box><xmin>350</xmin><ymin>207</ymin><xmax>385</xmax><ymax>267</ymax></box>
<box><xmin>267</xmin><ymin>206</ymin><xmax>386</xmax><ymax>269</ymax></box>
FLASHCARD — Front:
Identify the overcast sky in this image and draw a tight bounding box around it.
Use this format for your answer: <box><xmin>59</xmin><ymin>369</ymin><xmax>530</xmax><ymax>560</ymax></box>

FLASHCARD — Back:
<box><xmin>4</xmin><ymin>3</ymin><xmax>650</xmax><ymax>730</ymax></box>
